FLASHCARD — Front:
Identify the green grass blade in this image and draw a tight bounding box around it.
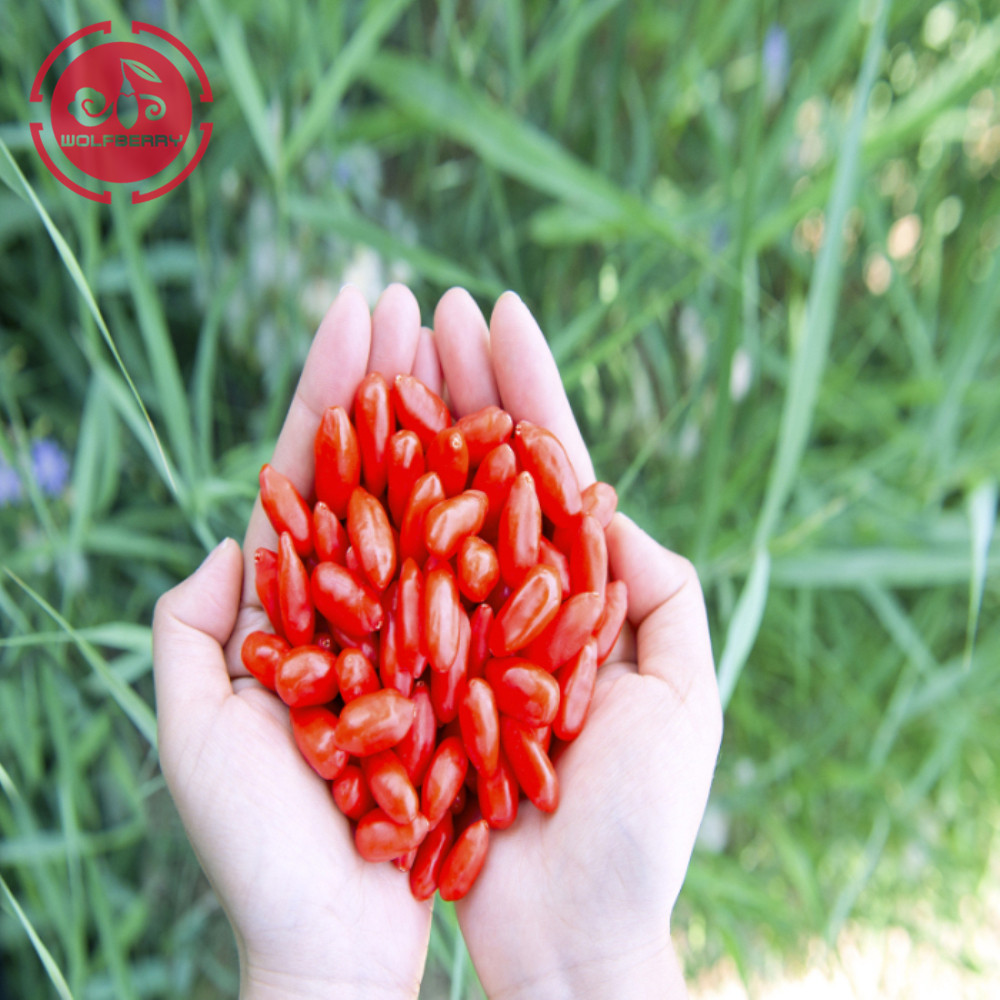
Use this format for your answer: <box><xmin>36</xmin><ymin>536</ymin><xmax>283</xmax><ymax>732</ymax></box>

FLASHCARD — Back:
<box><xmin>362</xmin><ymin>53</ymin><xmax>701</xmax><ymax>257</ymax></box>
<box><xmin>283</xmin><ymin>0</ymin><xmax>415</xmax><ymax>173</ymax></box>
<box><xmin>0</xmin><ymin>872</ymin><xmax>75</xmax><ymax>1000</ymax></box>
<box><xmin>769</xmin><ymin>545</ymin><xmax>1000</xmax><ymax>589</ymax></box>
<box><xmin>754</xmin><ymin>0</ymin><xmax>889</xmax><ymax>549</ymax></box>
<box><xmin>111</xmin><ymin>197</ymin><xmax>198</xmax><ymax>489</ymax></box>
<box><xmin>966</xmin><ymin>479</ymin><xmax>998</xmax><ymax>668</ymax></box>
<box><xmin>0</xmin><ymin>138</ymin><xmax>177</xmax><ymax>497</ymax></box>
<box><xmin>715</xmin><ymin>0</ymin><xmax>891</xmax><ymax>708</ymax></box>
<box><xmin>3</xmin><ymin>570</ymin><xmax>158</xmax><ymax>747</ymax></box>
<box><xmin>0</xmin><ymin>622</ymin><xmax>152</xmax><ymax>652</ymax></box>
<box><xmin>197</xmin><ymin>0</ymin><xmax>280</xmax><ymax>178</ymax></box>
<box><xmin>717</xmin><ymin>548</ymin><xmax>771</xmax><ymax>709</ymax></box>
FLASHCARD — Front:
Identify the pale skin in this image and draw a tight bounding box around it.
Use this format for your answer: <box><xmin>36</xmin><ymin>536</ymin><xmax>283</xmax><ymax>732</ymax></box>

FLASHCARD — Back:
<box><xmin>152</xmin><ymin>284</ymin><xmax>723</xmax><ymax>999</ymax></box>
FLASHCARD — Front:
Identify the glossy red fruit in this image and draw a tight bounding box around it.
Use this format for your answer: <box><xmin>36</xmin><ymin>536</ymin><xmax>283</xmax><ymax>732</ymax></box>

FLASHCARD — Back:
<box><xmin>523</xmin><ymin>591</ymin><xmax>603</xmax><ymax>671</ymax></box>
<box><xmin>424</xmin><ymin>564</ymin><xmax>462</xmax><ymax>673</ymax></box>
<box><xmin>594</xmin><ymin>579</ymin><xmax>629</xmax><ymax>663</ymax></box>
<box><xmin>422</xmin><ymin>736</ymin><xmax>469</xmax><ymax>827</ymax></box>
<box><xmin>468</xmin><ymin>603</ymin><xmax>494</xmax><ymax>680</ymax></box>
<box><xmin>425</xmin><ymin>491</ymin><xmax>488</xmax><ymax>560</ymax></box>
<box><xmin>354</xmin><ymin>372</ymin><xmax>394</xmax><ymax>497</ymax></box>
<box><xmin>311</xmin><ymin>561</ymin><xmax>383</xmax><ymax>636</ymax></box>
<box><xmin>537</xmin><ymin>536</ymin><xmax>571</xmax><ymax>598</ymax></box>
<box><xmin>477</xmin><ymin>750</ymin><xmax>518</xmax><ymax>830</ymax></box>
<box><xmin>438</xmin><ymin>818</ymin><xmax>489</xmax><ymax>901</ymax></box>
<box><xmin>332</xmin><ymin>765</ymin><xmax>374</xmax><ymax>821</ymax></box>
<box><xmin>457</xmin><ymin>536</ymin><xmax>500</xmax><ymax>604</ymax></box>
<box><xmin>395</xmin><ymin>558</ymin><xmax>426</xmax><ymax>676</ymax></box>
<box><xmin>313</xmin><ymin>501</ymin><xmax>348</xmax><ymax>564</ymax></box>
<box><xmin>554</xmin><ymin>638</ymin><xmax>598</xmax><ymax>740</ymax></box>
<box><xmin>489</xmin><ymin>564</ymin><xmax>562</xmax><ymax>656</ymax></box>
<box><xmin>276</xmin><ymin>645</ymin><xmax>338</xmax><ymax>708</ymax></box>
<box><xmin>355</xmin><ymin>809</ymin><xmax>430</xmax><ymax>863</ymax></box>
<box><xmin>454</xmin><ymin>406</ymin><xmax>514</xmax><ymax>467</ymax></box>
<box><xmin>429</xmin><ymin>611</ymin><xmax>470</xmax><ymax>724</ymax></box>
<box><xmin>334</xmin><ymin>688</ymin><xmax>415</xmax><ymax>755</ymax></box>
<box><xmin>347</xmin><ymin>488</ymin><xmax>396</xmax><ymax>591</ymax></box>
<box><xmin>392</xmin><ymin>375</ymin><xmax>450</xmax><ymax>447</ymax></box>
<box><xmin>278</xmin><ymin>532</ymin><xmax>315</xmax><ymax>647</ymax></box>
<box><xmin>500</xmin><ymin>717</ymin><xmax>559</xmax><ymax>813</ymax></box>
<box><xmin>399</xmin><ymin>472</ymin><xmax>446</xmax><ymax>565</ymax></box>
<box><xmin>488</xmin><ymin>660</ymin><xmax>560</xmax><ymax>727</ymax></box>
<box><xmin>570</xmin><ymin>514</ymin><xmax>607</xmax><ymax>599</ymax></box>
<box><xmin>582</xmin><ymin>481</ymin><xmax>618</xmax><ymax>528</ymax></box>
<box><xmin>394</xmin><ymin>849</ymin><xmax>417</xmax><ymax>873</ymax></box>
<box><xmin>426</xmin><ymin>427</ymin><xmax>469</xmax><ymax>497</ymax></box>
<box><xmin>409</xmin><ymin>812</ymin><xmax>454</xmax><ymax>901</ymax></box>
<box><xmin>386</xmin><ymin>430</ymin><xmax>425</xmax><ymax>527</ymax></box>
<box><xmin>498</xmin><ymin>471</ymin><xmax>542</xmax><ymax>587</ymax></box>
<box><xmin>253</xmin><ymin>547</ymin><xmax>283</xmax><ymax>634</ymax></box>
<box><xmin>471</xmin><ymin>443</ymin><xmax>517</xmax><ymax>539</ymax></box>
<box><xmin>334</xmin><ymin>648</ymin><xmax>380</xmax><ymax>702</ymax></box>
<box><xmin>362</xmin><ymin>749</ymin><xmax>420</xmax><ymax>825</ymax></box>
<box><xmin>395</xmin><ymin>683</ymin><xmax>436</xmax><ymax>786</ymax></box>
<box><xmin>290</xmin><ymin>706</ymin><xmax>349</xmax><ymax>780</ymax></box>
<box><xmin>240</xmin><ymin>630</ymin><xmax>288</xmax><ymax>690</ymax></box>
<box><xmin>512</xmin><ymin>420</ymin><xmax>582</xmax><ymax>527</ymax></box>
<box><xmin>459</xmin><ymin>678</ymin><xmax>500</xmax><ymax>776</ymax></box>
<box><xmin>329</xmin><ymin>623</ymin><xmax>379</xmax><ymax>665</ymax></box>
<box><xmin>260</xmin><ymin>464</ymin><xmax>313</xmax><ymax>556</ymax></box>
<box><xmin>315</xmin><ymin>406</ymin><xmax>360</xmax><ymax>518</ymax></box>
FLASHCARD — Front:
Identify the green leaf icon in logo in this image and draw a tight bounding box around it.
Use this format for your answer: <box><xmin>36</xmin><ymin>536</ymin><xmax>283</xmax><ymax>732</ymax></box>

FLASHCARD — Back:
<box><xmin>67</xmin><ymin>87</ymin><xmax>114</xmax><ymax>127</ymax></box>
<box><xmin>115</xmin><ymin>60</ymin><xmax>165</xmax><ymax>129</ymax></box>
<box><xmin>121</xmin><ymin>58</ymin><xmax>161</xmax><ymax>83</ymax></box>
<box><xmin>116</xmin><ymin>60</ymin><xmax>139</xmax><ymax>130</ymax></box>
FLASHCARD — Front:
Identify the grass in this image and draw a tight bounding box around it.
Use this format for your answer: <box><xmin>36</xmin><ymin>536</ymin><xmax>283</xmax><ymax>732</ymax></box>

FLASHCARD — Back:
<box><xmin>1</xmin><ymin>0</ymin><xmax>998</xmax><ymax>996</ymax></box>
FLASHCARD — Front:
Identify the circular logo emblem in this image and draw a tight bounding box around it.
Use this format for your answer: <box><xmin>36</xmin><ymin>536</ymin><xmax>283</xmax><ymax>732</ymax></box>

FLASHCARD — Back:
<box><xmin>30</xmin><ymin>22</ymin><xmax>212</xmax><ymax>203</ymax></box>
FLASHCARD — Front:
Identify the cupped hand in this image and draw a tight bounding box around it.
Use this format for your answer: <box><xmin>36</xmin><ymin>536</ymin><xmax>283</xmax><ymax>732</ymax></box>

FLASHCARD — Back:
<box><xmin>433</xmin><ymin>289</ymin><xmax>723</xmax><ymax>999</ymax></box>
<box><xmin>152</xmin><ymin>285</ymin><xmax>441</xmax><ymax>1000</ymax></box>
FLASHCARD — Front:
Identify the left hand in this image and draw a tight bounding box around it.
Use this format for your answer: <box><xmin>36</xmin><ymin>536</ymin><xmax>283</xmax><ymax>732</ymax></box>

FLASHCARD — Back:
<box><xmin>152</xmin><ymin>284</ymin><xmax>441</xmax><ymax>1000</ymax></box>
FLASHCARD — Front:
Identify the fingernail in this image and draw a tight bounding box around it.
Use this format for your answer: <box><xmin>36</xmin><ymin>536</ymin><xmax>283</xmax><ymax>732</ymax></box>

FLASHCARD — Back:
<box><xmin>199</xmin><ymin>537</ymin><xmax>232</xmax><ymax>569</ymax></box>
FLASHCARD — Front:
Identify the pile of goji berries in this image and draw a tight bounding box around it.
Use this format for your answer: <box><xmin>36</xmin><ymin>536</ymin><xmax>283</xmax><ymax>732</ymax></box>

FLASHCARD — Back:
<box><xmin>241</xmin><ymin>373</ymin><xmax>627</xmax><ymax>901</ymax></box>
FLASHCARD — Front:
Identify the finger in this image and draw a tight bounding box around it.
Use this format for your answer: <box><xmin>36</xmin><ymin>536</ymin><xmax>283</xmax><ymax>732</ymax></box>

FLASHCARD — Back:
<box><xmin>241</xmin><ymin>285</ymin><xmax>372</xmax><ymax>600</ymax></box>
<box><xmin>605</xmin><ymin>514</ymin><xmax>721</xmax><ymax>739</ymax></box>
<box><xmin>488</xmin><ymin>291</ymin><xmax>594</xmax><ymax>486</ymax></box>
<box><xmin>412</xmin><ymin>325</ymin><xmax>443</xmax><ymax>397</ymax></box>
<box><xmin>369</xmin><ymin>283</ymin><xmax>421</xmax><ymax>380</ymax></box>
<box><xmin>152</xmin><ymin>539</ymin><xmax>242</xmax><ymax>739</ymax></box>
<box><xmin>433</xmin><ymin>287</ymin><xmax>501</xmax><ymax>416</ymax></box>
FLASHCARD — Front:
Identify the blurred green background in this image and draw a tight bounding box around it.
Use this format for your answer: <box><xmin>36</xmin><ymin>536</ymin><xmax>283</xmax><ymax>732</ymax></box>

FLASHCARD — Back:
<box><xmin>1</xmin><ymin>0</ymin><xmax>998</xmax><ymax>996</ymax></box>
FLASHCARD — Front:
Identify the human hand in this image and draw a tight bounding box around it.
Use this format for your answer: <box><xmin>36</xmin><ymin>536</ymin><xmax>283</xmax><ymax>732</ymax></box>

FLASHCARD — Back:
<box><xmin>152</xmin><ymin>285</ymin><xmax>443</xmax><ymax>1000</ymax></box>
<box><xmin>431</xmin><ymin>289</ymin><xmax>723</xmax><ymax>999</ymax></box>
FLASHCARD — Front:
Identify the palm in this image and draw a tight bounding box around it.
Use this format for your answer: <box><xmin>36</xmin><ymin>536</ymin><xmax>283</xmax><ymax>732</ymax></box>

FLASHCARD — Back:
<box><xmin>428</xmin><ymin>288</ymin><xmax>722</xmax><ymax>994</ymax></box>
<box><xmin>167</xmin><ymin>666</ymin><xmax>430</xmax><ymax>984</ymax></box>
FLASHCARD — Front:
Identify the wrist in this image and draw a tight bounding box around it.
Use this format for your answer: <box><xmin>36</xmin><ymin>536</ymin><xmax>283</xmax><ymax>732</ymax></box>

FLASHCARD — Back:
<box><xmin>242</xmin><ymin>966</ymin><xmax>413</xmax><ymax>1000</ymax></box>
<box><xmin>483</xmin><ymin>936</ymin><xmax>688</xmax><ymax>1000</ymax></box>
<box><xmin>239</xmin><ymin>939</ymin><xmax>420</xmax><ymax>1000</ymax></box>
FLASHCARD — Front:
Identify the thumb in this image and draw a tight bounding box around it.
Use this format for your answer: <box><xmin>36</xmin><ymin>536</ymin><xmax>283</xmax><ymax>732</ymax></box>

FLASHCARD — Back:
<box><xmin>152</xmin><ymin>538</ymin><xmax>243</xmax><ymax>743</ymax></box>
<box><xmin>605</xmin><ymin>515</ymin><xmax>722</xmax><ymax>742</ymax></box>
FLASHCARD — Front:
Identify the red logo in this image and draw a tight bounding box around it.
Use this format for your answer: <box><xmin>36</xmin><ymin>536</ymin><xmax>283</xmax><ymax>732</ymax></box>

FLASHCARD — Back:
<box><xmin>30</xmin><ymin>22</ymin><xmax>212</xmax><ymax>204</ymax></box>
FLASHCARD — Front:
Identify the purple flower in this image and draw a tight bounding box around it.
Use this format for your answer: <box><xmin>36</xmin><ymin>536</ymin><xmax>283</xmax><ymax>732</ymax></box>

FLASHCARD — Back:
<box><xmin>763</xmin><ymin>25</ymin><xmax>789</xmax><ymax>105</ymax></box>
<box><xmin>0</xmin><ymin>457</ymin><xmax>21</xmax><ymax>507</ymax></box>
<box><xmin>31</xmin><ymin>439</ymin><xmax>69</xmax><ymax>498</ymax></box>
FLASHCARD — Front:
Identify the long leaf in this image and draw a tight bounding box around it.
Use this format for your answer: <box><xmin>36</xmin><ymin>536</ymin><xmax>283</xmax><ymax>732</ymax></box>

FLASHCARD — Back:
<box><xmin>0</xmin><ymin>139</ymin><xmax>178</xmax><ymax>497</ymax></box>
<box><xmin>283</xmin><ymin>0</ymin><xmax>415</xmax><ymax>172</ymax></box>
<box><xmin>0</xmin><ymin>872</ymin><xmax>75</xmax><ymax>1000</ymax></box>
<box><xmin>3</xmin><ymin>570</ymin><xmax>158</xmax><ymax>747</ymax></box>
